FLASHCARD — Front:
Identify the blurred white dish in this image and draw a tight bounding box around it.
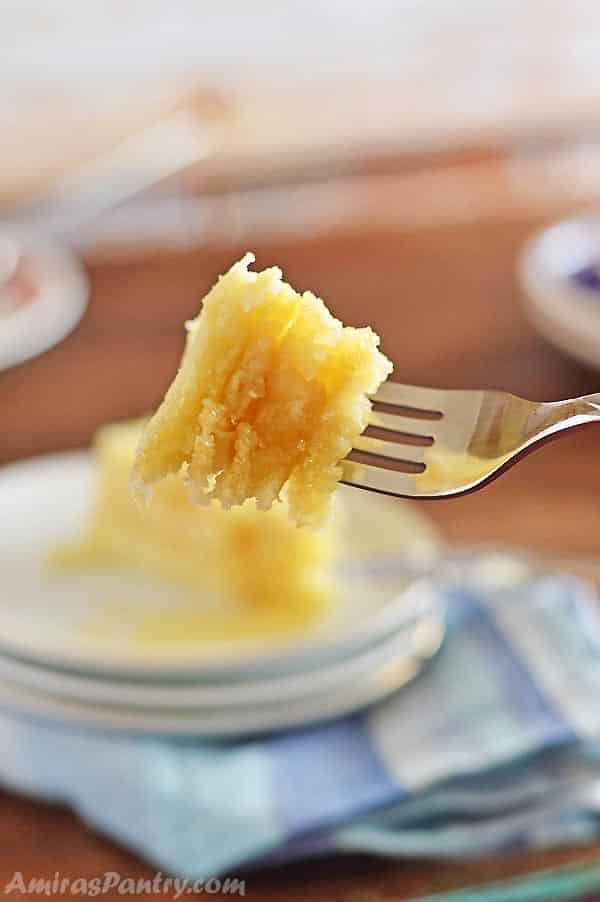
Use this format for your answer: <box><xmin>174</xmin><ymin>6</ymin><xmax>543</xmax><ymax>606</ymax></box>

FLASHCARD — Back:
<box><xmin>0</xmin><ymin>451</ymin><xmax>441</xmax><ymax>679</ymax></box>
<box><xmin>0</xmin><ymin>236</ymin><xmax>89</xmax><ymax>370</ymax></box>
<box><xmin>519</xmin><ymin>215</ymin><xmax>600</xmax><ymax>370</ymax></box>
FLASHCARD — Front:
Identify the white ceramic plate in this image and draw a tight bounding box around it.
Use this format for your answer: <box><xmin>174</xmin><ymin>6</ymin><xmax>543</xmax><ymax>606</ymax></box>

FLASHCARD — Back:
<box><xmin>0</xmin><ymin>236</ymin><xmax>89</xmax><ymax>371</ymax></box>
<box><xmin>0</xmin><ymin>596</ymin><xmax>444</xmax><ymax>709</ymax></box>
<box><xmin>519</xmin><ymin>215</ymin><xmax>600</xmax><ymax>371</ymax></box>
<box><xmin>0</xmin><ymin>451</ymin><xmax>441</xmax><ymax>678</ymax></box>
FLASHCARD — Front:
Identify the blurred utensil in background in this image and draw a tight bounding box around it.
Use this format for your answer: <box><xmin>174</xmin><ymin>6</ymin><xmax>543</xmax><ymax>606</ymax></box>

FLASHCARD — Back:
<box><xmin>0</xmin><ymin>86</ymin><xmax>229</xmax><ymax>370</ymax></box>
<box><xmin>3</xmin><ymin>101</ymin><xmax>224</xmax><ymax>240</ymax></box>
<box><xmin>49</xmin><ymin>135</ymin><xmax>600</xmax><ymax>266</ymax></box>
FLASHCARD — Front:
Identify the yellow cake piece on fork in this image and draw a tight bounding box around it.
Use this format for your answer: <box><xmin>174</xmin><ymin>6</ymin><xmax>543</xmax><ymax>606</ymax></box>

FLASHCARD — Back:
<box><xmin>132</xmin><ymin>253</ymin><xmax>393</xmax><ymax>526</ymax></box>
<box><xmin>50</xmin><ymin>419</ymin><xmax>339</xmax><ymax>631</ymax></box>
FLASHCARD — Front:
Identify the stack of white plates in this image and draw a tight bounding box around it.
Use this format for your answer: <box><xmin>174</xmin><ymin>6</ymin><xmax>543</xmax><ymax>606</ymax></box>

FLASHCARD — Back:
<box><xmin>0</xmin><ymin>452</ymin><xmax>446</xmax><ymax>737</ymax></box>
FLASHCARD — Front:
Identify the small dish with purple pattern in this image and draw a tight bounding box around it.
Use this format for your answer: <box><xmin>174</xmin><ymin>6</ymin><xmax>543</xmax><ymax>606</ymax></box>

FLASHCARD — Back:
<box><xmin>519</xmin><ymin>214</ymin><xmax>600</xmax><ymax>369</ymax></box>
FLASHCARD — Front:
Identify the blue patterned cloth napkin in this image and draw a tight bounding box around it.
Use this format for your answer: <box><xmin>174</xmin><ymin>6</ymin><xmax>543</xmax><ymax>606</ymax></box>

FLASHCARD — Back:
<box><xmin>2</xmin><ymin>556</ymin><xmax>600</xmax><ymax>881</ymax></box>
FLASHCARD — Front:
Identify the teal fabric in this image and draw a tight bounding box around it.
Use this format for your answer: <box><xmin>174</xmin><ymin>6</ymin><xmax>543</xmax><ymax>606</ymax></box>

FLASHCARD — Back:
<box><xmin>410</xmin><ymin>860</ymin><xmax>600</xmax><ymax>902</ymax></box>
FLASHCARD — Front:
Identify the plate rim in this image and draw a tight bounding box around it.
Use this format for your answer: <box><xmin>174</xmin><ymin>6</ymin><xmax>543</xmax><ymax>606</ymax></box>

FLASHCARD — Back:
<box><xmin>0</xmin><ymin>593</ymin><xmax>445</xmax><ymax>708</ymax></box>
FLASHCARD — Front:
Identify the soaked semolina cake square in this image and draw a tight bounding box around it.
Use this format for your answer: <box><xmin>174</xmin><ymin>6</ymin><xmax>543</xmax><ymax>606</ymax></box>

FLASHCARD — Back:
<box><xmin>50</xmin><ymin>419</ymin><xmax>338</xmax><ymax>629</ymax></box>
<box><xmin>132</xmin><ymin>253</ymin><xmax>393</xmax><ymax>525</ymax></box>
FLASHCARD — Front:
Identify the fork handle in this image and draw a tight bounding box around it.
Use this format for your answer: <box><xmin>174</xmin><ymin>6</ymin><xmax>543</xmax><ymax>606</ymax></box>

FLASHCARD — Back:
<box><xmin>581</xmin><ymin>394</ymin><xmax>600</xmax><ymax>416</ymax></box>
<box><xmin>546</xmin><ymin>395</ymin><xmax>600</xmax><ymax>423</ymax></box>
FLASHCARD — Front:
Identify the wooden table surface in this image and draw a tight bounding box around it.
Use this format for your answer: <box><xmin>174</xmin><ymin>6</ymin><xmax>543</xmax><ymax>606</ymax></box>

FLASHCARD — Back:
<box><xmin>3</xmin><ymin>159</ymin><xmax>600</xmax><ymax>898</ymax></box>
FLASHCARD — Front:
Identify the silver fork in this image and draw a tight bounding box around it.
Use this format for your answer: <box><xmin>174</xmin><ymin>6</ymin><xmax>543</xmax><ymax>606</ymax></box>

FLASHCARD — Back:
<box><xmin>341</xmin><ymin>382</ymin><xmax>600</xmax><ymax>499</ymax></box>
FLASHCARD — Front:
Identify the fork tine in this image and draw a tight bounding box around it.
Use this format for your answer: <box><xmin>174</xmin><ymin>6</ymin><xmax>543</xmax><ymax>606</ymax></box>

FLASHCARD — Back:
<box><xmin>353</xmin><ymin>434</ymin><xmax>425</xmax><ymax>464</ymax></box>
<box><xmin>341</xmin><ymin>460</ymin><xmax>419</xmax><ymax>497</ymax></box>
<box><xmin>374</xmin><ymin>381</ymin><xmax>448</xmax><ymax>413</ymax></box>
<box><xmin>369</xmin><ymin>409</ymin><xmax>435</xmax><ymax>436</ymax></box>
